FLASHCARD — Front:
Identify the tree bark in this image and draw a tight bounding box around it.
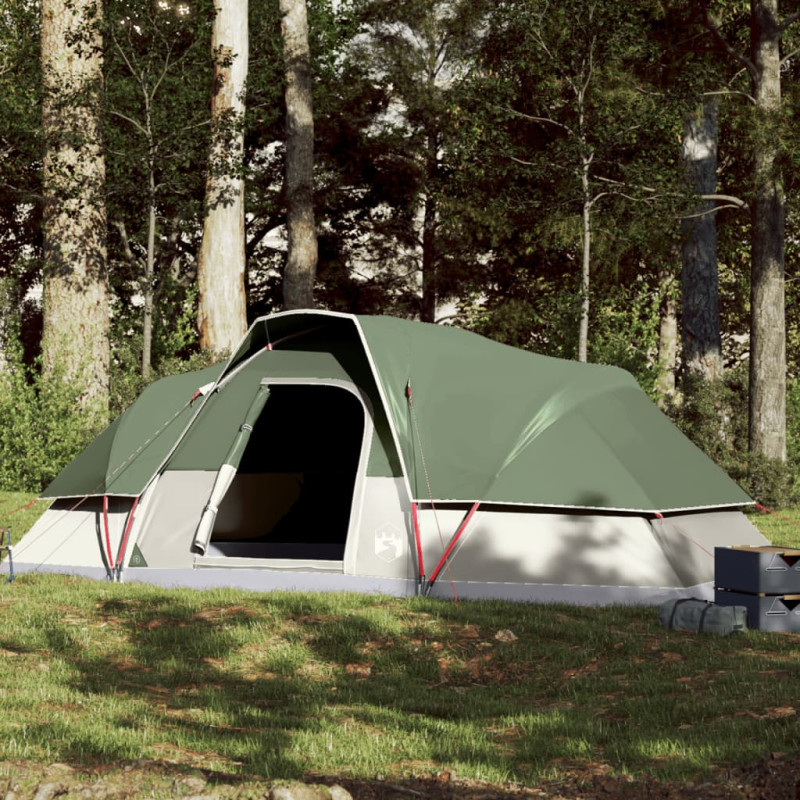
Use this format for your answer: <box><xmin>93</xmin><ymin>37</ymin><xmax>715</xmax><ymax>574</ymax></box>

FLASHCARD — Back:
<box><xmin>281</xmin><ymin>0</ymin><xmax>317</xmax><ymax>310</ymax></box>
<box><xmin>681</xmin><ymin>97</ymin><xmax>723</xmax><ymax>381</ymax></box>
<box><xmin>197</xmin><ymin>0</ymin><xmax>249</xmax><ymax>356</ymax></box>
<box><xmin>420</xmin><ymin>127</ymin><xmax>438</xmax><ymax>324</ymax></box>
<box><xmin>656</xmin><ymin>269</ymin><xmax>678</xmax><ymax>408</ymax></box>
<box><xmin>748</xmin><ymin>0</ymin><xmax>786</xmax><ymax>461</ymax></box>
<box><xmin>578</xmin><ymin>151</ymin><xmax>592</xmax><ymax>363</ymax></box>
<box><xmin>40</xmin><ymin>0</ymin><xmax>109</xmax><ymax>414</ymax></box>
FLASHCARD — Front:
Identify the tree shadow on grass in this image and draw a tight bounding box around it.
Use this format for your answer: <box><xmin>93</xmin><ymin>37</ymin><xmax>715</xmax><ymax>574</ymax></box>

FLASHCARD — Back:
<box><xmin>3</xmin><ymin>575</ymin><xmax>798</xmax><ymax>790</ymax></box>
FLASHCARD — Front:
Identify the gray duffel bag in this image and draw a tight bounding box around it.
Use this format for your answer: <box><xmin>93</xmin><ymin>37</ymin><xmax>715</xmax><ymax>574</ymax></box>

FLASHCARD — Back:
<box><xmin>659</xmin><ymin>598</ymin><xmax>747</xmax><ymax>636</ymax></box>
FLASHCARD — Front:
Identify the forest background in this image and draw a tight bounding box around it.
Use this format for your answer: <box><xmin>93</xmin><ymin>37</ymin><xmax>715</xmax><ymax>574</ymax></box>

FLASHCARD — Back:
<box><xmin>0</xmin><ymin>0</ymin><xmax>799</xmax><ymax>508</ymax></box>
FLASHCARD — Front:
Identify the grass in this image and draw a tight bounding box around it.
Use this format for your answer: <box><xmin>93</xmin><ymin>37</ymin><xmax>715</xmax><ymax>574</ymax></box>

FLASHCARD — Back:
<box><xmin>1</xmin><ymin>573</ymin><xmax>799</xmax><ymax>789</ymax></box>
<box><xmin>0</xmin><ymin>492</ymin><xmax>799</xmax><ymax>795</ymax></box>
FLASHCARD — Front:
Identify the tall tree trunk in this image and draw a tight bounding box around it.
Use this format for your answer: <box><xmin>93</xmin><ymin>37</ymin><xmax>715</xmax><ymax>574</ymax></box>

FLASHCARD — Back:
<box><xmin>40</xmin><ymin>0</ymin><xmax>109</xmax><ymax>414</ymax></box>
<box><xmin>656</xmin><ymin>269</ymin><xmax>678</xmax><ymax>408</ymax></box>
<box><xmin>577</xmin><ymin>151</ymin><xmax>592</xmax><ymax>363</ymax></box>
<box><xmin>681</xmin><ymin>97</ymin><xmax>723</xmax><ymax>381</ymax></box>
<box><xmin>143</xmin><ymin>158</ymin><xmax>156</xmax><ymax>379</ymax></box>
<box><xmin>749</xmin><ymin>0</ymin><xmax>786</xmax><ymax>461</ymax></box>
<box><xmin>281</xmin><ymin>0</ymin><xmax>317</xmax><ymax>310</ymax></box>
<box><xmin>420</xmin><ymin>128</ymin><xmax>438</xmax><ymax>324</ymax></box>
<box><xmin>197</xmin><ymin>0</ymin><xmax>249</xmax><ymax>356</ymax></box>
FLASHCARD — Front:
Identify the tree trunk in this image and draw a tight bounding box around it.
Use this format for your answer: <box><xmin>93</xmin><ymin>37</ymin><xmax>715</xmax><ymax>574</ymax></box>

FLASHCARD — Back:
<box><xmin>281</xmin><ymin>0</ymin><xmax>317</xmax><ymax>310</ymax></box>
<box><xmin>748</xmin><ymin>0</ymin><xmax>786</xmax><ymax>461</ymax></box>
<box><xmin>420</xmin><ymin>128</ymin><xmax>438</xmax><ymax>324</ymax></box>
<box><xmin>143</xmin><ymin>160</ymin><xmax>156</xmax><ymax>379</ymax></box>
<box><xmin>40</xmin><ymin>0</ymin><xmax>109</xmax><ymax>415</ymax></box>
<box><xmin>681</xmin><ymin>97</ymin><xmax>723</xmax><ymax>381</ymax></box>
<box><xmin>197</xmin><ymin>0</ymin><xmax>249</xmax><ymax>356</ymax></box>
<box><xmin>577</xmin><ymin>152</ymin><xmax>592</xmax><ymax>363</ymax></box>
<box><xmin>656</xmin><ymin>269</ymin><xmax>678</xmax><ymax>408</ymax></box>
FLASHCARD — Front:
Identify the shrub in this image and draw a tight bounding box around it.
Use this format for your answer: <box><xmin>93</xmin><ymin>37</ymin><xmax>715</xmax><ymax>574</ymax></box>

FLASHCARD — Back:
<box><xmin>0</xmin><ymin>345</ymin><xmax>104</xmax><ymax>493</ymax></box>
<box><xmin>665</xmin><ymin>367</ymin><xmax>798</xmax><ymax>509</ymax></box>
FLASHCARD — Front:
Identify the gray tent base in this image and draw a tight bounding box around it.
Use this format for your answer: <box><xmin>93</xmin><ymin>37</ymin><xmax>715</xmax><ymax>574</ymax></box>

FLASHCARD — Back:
<box><xmin>7</xmin><ymin>561</ymin><xmax>719</xmax><ymax>606</ymax></box>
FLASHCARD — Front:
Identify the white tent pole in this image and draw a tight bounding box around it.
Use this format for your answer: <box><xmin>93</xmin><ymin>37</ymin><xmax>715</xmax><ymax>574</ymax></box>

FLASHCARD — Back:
<box><xmin>193</xmin><ymin>384</ymin><xmax>271</xmax><ymax>554</ymax></box>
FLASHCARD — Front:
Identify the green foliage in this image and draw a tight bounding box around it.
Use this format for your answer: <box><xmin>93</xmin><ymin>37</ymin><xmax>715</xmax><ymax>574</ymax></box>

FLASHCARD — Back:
<box><xmin>461</xmin><ymin>277</ymin><xmax>661</xmax><ymax>393</ymax></box>
<box><xmin>109</xmin><ymin>285</ymin><xmax>211</xmax><ymax>417</ymax></box>
<box><xmin>665</xmin><ymin>369</ymin><xmax>797</xmax><ymax>509</ymax></box>
<box><xmin>0</xmin><ymin>339</ymin><xmax>104</xmax><ymax>493</ymax></box>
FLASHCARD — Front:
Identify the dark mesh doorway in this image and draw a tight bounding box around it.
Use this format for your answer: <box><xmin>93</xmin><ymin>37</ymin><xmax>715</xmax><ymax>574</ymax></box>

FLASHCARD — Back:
<box><xmin>210</xmin><ymin>384</ymin><xmax>365</xmax><ymax>560</ymax></box>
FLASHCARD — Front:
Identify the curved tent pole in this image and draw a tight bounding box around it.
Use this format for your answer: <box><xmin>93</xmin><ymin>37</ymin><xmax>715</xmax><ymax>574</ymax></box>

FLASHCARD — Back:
<box><xmin>193</xmin><ymin>383</ymin><xmax>272</xmax><ymax>554</ymax></box>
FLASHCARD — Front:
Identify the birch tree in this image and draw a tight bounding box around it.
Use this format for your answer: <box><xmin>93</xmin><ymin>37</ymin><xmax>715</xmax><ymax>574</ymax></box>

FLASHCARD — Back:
<box><xmin>480</xmin><ymin>0</ymin><xmax>660</xmax><ymax>362</ymax></box>
<box><xmin>41</xmin><ymin>0</ymin><xmax>109</xmax><ymax>413</ymax></box>
<box><xmin>280</xmin><ymin>0</ymin><xmax>317</xmax><ymax>309</ymax></box>
<box><xmin>107</xmin><ymin>0</ymin><xmax>211</xmax><ymax>378</ymax></box>
<box><xmin>197</xmin><ymin>0</ymin><xmax>249</xmax><ymax>355</ymax></box>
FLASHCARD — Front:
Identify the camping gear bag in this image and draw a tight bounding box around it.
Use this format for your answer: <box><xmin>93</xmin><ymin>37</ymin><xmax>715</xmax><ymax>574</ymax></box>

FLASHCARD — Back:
<box><xmin>659</xmin><ymin>598</ymin><xmax>747</xmax><ymax>636</ymax></box>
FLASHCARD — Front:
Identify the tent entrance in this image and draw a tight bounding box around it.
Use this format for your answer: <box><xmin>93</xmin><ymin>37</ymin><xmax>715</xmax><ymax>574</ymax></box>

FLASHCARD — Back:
<box><xmin>205</xmin><ymin>382</ymin><xmax>366</xmax><ymax>561</ymax></box>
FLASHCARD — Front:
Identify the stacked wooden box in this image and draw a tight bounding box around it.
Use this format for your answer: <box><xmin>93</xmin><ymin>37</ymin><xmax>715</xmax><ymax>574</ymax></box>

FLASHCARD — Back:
<box><xmin>715</xmin><ymin>545</ymin><xmax>800</xmax><ymax>632</ymax></box>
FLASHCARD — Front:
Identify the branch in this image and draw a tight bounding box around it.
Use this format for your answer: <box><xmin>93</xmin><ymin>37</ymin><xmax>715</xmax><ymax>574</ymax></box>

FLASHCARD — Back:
<box><xmin>498</xmin><ymin>106</ymin><xmax>574</xmax><ymax>136</ymax></box>
<box><xmin>679</xmin><ymin>203</ymin><xmax>746</xmax><ymax>219</ymax></box>
<box><xmin>699</xmin><ymin>193</ymin><xmax>747</xmax><ymax>208</ymax></box>
<box><xmin>108</xmin><ymin>109</ymin><xmax>148</xmax><ymax>136</ymax></box>
<box><xmin>701</xmin><ymin>89</ymin><xmax>756</xmax><ymax>105</ymax></box>
<box><xmin>781</xmin><ymin>45</ymin><xmax>800</xmax><ymax>66</ymax></box>
<box><xmin>114</xmin><ymin>220</ymin><xmax>142</xmax><ymax>266</ymax></box>
<box><xmin>595</xmin><ymin>175</ymin><xmax>657</xmax><ymax>193</ymax></box>
<box><xmin>699</xmin><ymin>1</ymin><xmax>758</xmax><ymax>83</ymax></box>
<box><xmin>779</xmin><ymin>10</ymin><xmax>800</xmax><ymax>34</ymax></box>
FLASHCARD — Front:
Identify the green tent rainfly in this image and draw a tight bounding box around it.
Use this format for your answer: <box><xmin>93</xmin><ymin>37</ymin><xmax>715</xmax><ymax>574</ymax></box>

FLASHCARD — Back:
<box><xmin>11</xmin><ymin>311</ymin><xmax>765</xmax><ymax>605</ymax></box>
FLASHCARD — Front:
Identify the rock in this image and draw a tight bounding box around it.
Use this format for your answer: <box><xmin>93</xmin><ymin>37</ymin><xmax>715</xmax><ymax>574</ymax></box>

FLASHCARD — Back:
<box><xmin>43</xmin><ymin>765</ymin><xmax>74</xmax><ymax>778</ymax></box>
<box><xmin>32</xmin><ymin>783</ymin><xmax>67</xmax><ymax>800</ymax></box>
<box><xmin>494</xmin><ymin>629</ymin><xmax>518</xmax><ymax>642</ymax></box>
<box><xmin>269</xmin><ymin>782</ymin><xmax>352</xmax><ymax>800</ymax></box>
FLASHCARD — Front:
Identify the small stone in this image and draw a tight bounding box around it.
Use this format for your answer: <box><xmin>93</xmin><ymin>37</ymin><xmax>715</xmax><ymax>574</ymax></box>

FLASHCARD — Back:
<box><xmin>32</xmin><ymin>783</ymin><xmax>67</xmax><ymax>800</ymax></box>
<box><xmin>494</xmin><ymin>629</ymin><xmax>518</xmax><ymax>642</ymax></box>
<box><xmin>269</xmin><ymin>782</ymin><xmax>351</xmax><ymax>800</ymax></box>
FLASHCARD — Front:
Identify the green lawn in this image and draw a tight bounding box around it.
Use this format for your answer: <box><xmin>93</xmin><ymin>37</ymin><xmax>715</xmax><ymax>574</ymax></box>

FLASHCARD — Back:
<box><xmin>0</xmin><ymin>573</ymin><xmax>799</xmax><ymax>791</ymax></box>
<box><xmin>0</xmin><ymin>491</ymin><xmax>799</xmax><ymax>796</ymax></box>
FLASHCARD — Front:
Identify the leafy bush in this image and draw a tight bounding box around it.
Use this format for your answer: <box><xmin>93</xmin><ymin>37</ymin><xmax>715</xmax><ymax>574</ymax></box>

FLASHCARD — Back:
<box><xmin>110</xmin><ymin>340</ymin><xmax>218</xmax><ymax>419</ymax></box>
<box><xmin>0</xmin><ymin>343</ymin><xmax>104</xmax><ymax>493</ymax></box>
<box><xmin>665</xmin><ymin>367</ymin><xmax>798</xmax><ymax>509</ymax></box>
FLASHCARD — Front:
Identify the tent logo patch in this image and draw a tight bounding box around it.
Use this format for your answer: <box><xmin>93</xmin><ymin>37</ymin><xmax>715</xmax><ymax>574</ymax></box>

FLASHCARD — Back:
<box><xmin>375</xmin><ymin>523</ymin><xmax>403</xmax><ymax>563</ymax></box>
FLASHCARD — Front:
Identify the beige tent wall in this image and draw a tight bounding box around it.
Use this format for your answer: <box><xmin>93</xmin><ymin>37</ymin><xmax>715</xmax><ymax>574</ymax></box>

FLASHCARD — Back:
<box><xmin>415</xmin><ymin>507</ymin><xmax>767</xmax><ymax>593</ymax></box>
<box><xmin>13</xmin><ymin>495</ymin><xmax>137</xmax><ymax>570</ymax></box>
<box><xmin>348</xmin><ymin>476</ymin><xmax>415</xmax><ymax>580</ymax></box>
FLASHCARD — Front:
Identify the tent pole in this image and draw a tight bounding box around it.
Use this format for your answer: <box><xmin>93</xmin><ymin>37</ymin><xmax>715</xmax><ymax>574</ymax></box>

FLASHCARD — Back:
<box><xmin>113</xmin><ymin>496</ymin><xmax>140</xmax><ymax>581</ymax></box>
<box><xmin>193</xmin><ymin>384</ymin><xmax>272</xmax><ymax>554</ymax></box>
<box><xmin>424</xmin><ymin>502</ymin><xmax>480</xmax><ymax>595</ymax></box>
<box><xmin>411</xmin><ymin>502</ymin><xmax>425</xmax><ymax>592</ymax></box>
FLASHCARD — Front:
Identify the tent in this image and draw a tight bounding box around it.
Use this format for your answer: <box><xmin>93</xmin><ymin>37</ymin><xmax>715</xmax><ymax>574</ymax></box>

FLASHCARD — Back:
<box><xmin>9</xmin><ymin>310</ymin><xmax>767</xmax><ymax>604</ymax></box>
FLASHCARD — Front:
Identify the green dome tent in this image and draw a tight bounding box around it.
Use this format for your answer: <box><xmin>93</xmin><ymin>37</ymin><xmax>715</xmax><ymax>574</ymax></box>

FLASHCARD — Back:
<box><xmin>10</xmin><ymin>311</ymin><xmax>765</xmax><ymax>604</ymax></box>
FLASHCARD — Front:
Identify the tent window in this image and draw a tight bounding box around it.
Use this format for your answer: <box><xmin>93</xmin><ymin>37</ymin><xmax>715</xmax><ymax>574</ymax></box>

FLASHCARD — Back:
<box><xmin>208</xmin><ymin>384</ymin><xmax>364</xmax><ymax>560</ymax></box>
